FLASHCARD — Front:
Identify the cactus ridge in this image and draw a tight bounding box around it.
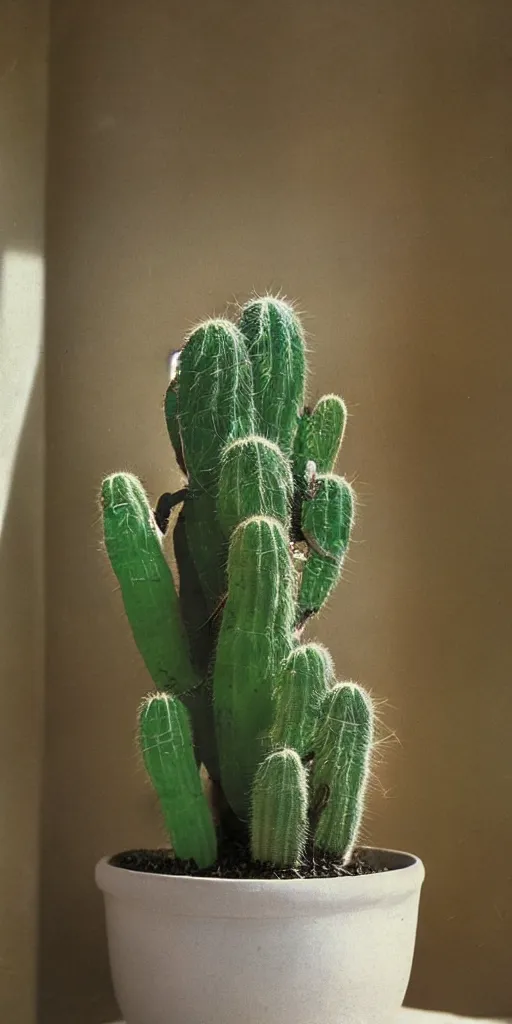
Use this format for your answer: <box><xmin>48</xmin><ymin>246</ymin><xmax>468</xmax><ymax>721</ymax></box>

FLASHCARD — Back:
<box><xmin>101</xmin><ymin>295</ymin><xmax>374</xmax><ymax>870</ymax></box>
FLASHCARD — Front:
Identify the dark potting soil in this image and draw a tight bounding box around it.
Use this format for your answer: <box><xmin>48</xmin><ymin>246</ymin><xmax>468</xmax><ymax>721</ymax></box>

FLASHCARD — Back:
<box><xmin>110</xmin><ymin>842</ymin><xmax>386</xmax><ymax>880</ymax></box>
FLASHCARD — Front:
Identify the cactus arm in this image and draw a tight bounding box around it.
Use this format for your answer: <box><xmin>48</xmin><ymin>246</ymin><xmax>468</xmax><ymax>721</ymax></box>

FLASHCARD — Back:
<box><xmin>101</xmin><ymin>472</ymin><xmax>198</xmax><ymax>695</ymax></box>
<box><xmin>251</xmin><ymin>749</ymin><xmax>308</xmax><ymax>867</ymax></box>
<box><xmin>311</xmin><ymin>683</ymin><xmax>373</xmax><ymax>864</ymax></box>
<box><xmin>297</xmin><ymin>474</ymin><xmax>355</xmax><ymax>621</ymax></box>
<box><xmin>269</xmin><ymin>643</ymin><xmax>333</xmax><ymax>756</ymax></box>
<box><xmin>302</xmin><ymin>474</ymin><xmax>354</xmax><ymax>560</ymax></box>
<box><xmin>239</xmin><ymin>297</ymin><xmax>306</xmax><ymax>456</ymax></box>
<box><xmin>293</xmin><ymin>394</ymin><xmax>347</xmax><ymax>487</ymax></box>
<box><xmin>139</xmin><ymin>693</ymin><xmax>217</xmax><ymax>868</ymax></box>
<box><xmin>177</xmin><ymin>319</ymin><xmax>254</xmax><ymax>495</ymax></box>
<box><xmin>176</xmin><ymin>319</ymin><xmax>254</xmax><ymax>609</ymax></box>
<box><xmin>214</xmin><ymin>516</ymin><xmax>295</xmax><ymax>819</ymax></box>
<box><xmin>218</xmin><ymin>435</ymin><xmax>293</xmax><ymax>537</ymax></box>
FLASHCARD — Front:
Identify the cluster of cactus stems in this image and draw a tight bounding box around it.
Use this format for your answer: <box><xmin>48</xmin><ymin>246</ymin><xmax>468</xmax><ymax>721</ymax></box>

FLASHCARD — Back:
<box><xmin>101</xmin><ymin>297</ymin><xmax>373</xmax><ymax>870</ymax></box>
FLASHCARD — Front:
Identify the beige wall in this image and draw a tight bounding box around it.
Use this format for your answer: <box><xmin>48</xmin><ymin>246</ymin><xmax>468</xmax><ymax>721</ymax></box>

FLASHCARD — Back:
<box><xmin>0</xmin><ymin>2</ymin><xmax>47</xmax><ymax>1023</ymax></box>
<box><xmin>41</xmin><ymin>1</ymin><xmax>512</xmax><ymax>1022</ymax></box>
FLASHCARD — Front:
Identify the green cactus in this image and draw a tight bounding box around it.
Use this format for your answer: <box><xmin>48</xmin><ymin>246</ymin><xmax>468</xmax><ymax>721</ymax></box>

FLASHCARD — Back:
<box><xmin>239</xmin><ymin>297</ymin><xmax>305</xmax><ymax>456</ymax></box>
<box><xmin>218</xmin><ymin>435</ymin><xmax>293</xmax><ymax>536</ymax></box>
<box><xmin>298</xmin><ymin>474</ymin><xmax>355</xmax><ymax>622</ymax></box>
<box><xmin>101</xmin><ymin>295</ymin><xmax>374</xmax><ymax>872</ymax></box>
<box><xmin>139</xmin><ymin>693</ymin><xmax>217</xmax><ymax>868</ymax></box>
<box><xmin>311</xmin><ymin>683</ymin><xmax>373</xmax><ymax>864</ymax></box>
<box><xmin>269</xmin><ymin>643</ymin><xmax>333</xmax><ymax>757</ymax></box>
<box><xmin>177</xmin><ymin>318</ymin><xmax>254</xmax><ymax>609</ymax></box>
<box><xmin>177</xmin><ymin>318</ymin><xmax>254</xmax><ymax>494</ymax></box>
<box><xmin>251</xmin><ymin>749</ymin><xmax>308</xmax><ymax>866</ymax></box>
<box><xmin>214</xmin><ymin>515</ymin><xmax>295</xmax><ymax>819</ymax></box>
<box><xmin>293</xmin><ymin>393</ymin><xmax>347</xmax><ymax>488</ymax></box>
<box><xmin>101</xmin><ymin>472</ymin><xmax>198</xmax><ymax>695</ymax></box>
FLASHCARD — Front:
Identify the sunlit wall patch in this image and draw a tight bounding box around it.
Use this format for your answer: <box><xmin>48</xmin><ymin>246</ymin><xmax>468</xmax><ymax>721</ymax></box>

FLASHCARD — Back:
<box><xmin>0</xmin><ymin>250</ymin><xmax>44</xmax><ymax>533</ymax></box>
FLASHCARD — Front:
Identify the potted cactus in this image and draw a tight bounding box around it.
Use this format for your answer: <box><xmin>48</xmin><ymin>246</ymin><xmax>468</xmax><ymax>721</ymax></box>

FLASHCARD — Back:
<box><xmin>96</xmin><ymin>297</ymin><xmax>424</xmax><ymax>1024</ymax></box>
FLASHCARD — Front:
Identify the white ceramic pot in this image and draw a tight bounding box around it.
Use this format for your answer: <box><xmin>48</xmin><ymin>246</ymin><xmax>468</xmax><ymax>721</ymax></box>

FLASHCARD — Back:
<box><xmin>96</xmin><ymin>848</ymin><xmax>424</xmax><ymax>1024</ymax></box>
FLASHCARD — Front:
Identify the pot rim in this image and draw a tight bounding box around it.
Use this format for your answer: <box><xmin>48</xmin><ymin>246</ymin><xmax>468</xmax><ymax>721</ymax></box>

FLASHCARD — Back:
<box><xmin>96</xmin><ymin>846</ymin><xmax>425</xmax><ymax>918</ymax></box>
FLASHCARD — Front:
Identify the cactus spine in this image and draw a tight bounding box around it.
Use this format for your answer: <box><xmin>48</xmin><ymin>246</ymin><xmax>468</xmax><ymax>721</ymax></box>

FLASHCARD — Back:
<box><xmin>101</xmin><ymin>294</ymin><xmax>374</xmax><ymax>871</ymax></box>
